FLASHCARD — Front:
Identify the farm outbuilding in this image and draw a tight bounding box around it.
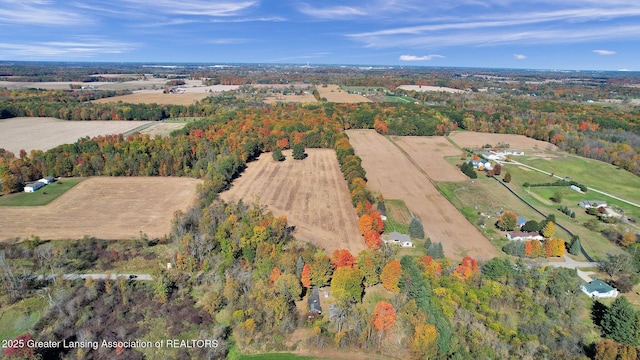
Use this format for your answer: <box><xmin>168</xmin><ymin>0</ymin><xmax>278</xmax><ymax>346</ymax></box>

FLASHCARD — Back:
<box><xmin>38</xmin><ymin>177</ymin><xmax>55</xmax><ymax>184</ymax></box>
<box><xmin>578</xmin><ymin>200</ymin><xmax>607</xmax><ymax>209</ymax></box>
<box><xmin>507</xmin><ymin>231</ymin><xmax>544</xmax><ymax>241</ymax></box>
<box><xmin>24</xmin><ymin>182</ymin><xmax>45</xmax><ymax>192</ymax></box>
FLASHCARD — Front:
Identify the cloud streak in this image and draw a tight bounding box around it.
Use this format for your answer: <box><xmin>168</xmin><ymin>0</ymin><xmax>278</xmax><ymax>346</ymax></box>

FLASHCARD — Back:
<box><xmin>593</xmin><ymin>49</ymin><xmax>616</xmax><ymax>55</ymax></box>
<box><xmin>399</xmin><ymin>54</ymin><xmax>445</xmax><ymax>61</ymax></box>
<box><xmin>0</xmin><ymin>37</ymin><xmax>137</xmax><ymax>59</ymax></box>
<box><xmin>514</xmin><ymin>54</ymin><xmax>526</xmax><ymax>59</ymax></box>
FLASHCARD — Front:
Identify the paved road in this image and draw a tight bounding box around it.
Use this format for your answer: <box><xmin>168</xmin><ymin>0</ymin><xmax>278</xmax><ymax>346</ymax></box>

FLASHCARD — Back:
<box><xmin>510</xmin><ymin>161</ymin><xmax>640</xmax><ymax>209</ymax></box>
<box><xmin>32</xmin><ymin>273</ymin><xmax>152</xmax><ymax>281</ymax></box>
<box><xmin>536</xmin><ymin>255</ymin><xmax>599</xmax><ymax>282</ymax></box>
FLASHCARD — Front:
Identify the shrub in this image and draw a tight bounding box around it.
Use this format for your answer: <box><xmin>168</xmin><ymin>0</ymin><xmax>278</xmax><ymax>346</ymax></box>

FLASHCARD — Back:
<box><xmin>292</xmin><ymin>143</ymin><xmax>306</xmax><ymax>160</ymax></box>
<box><xmin>272</xmin><ymin>147</ymin><xmax>284</xmax><ymax>161</ymax></box>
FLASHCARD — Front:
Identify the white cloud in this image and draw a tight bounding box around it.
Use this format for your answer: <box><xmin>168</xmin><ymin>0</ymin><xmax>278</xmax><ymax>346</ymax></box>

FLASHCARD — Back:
<box><xmin>297</xmin><ymin>4</ymin><xmax>367</xmax><ymax>19</ymax></box>
<box><xmin>120</xmin><ymin>0</ymin><xmax>257</xmax><ymax>17</ymax></box>
<box><xmin>0</xmin><ymin>37</ymin><xmax>137</xmax><ymax>59</ymax></box>
<box><xmin>0</xmin><ymin>0</ymin><xmax>87</xmax><ymax>25</ymax></box>
<box><xmin>399</xmin><ymin>54</ymin><xmax>445</xmax><ymax>61</ymax></box>
<box><xmin>514</xmin><ymin>54</ymin><xmax>526</xmax><ymax>59</ymax></box>
<box><xmin>593</xmin><ymin>49</ymin><xmax>616</xmax><ymax>55</ymax></box>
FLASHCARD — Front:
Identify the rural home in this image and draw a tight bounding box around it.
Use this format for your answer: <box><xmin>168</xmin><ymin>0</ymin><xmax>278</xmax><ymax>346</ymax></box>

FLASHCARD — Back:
<box><xmin>502</xmin><ymin>149</ymin><xmax>524</xmax><ymax>156</ymax></box>
<box><xmin>507</xmin><ymin>231</ymin><xmax>544</xmax><ymax>241</ymax></box>
<box><xmin>400</xmin><ymin>240</ymin><xmax>413</xmax><ymax>248</ymax></box>
<box><xmin>578</xmin><ymin>200</ymin><xmax>607</xmax><ymax>209</ymax></box>
<box><xmin>383</xmin><ymin>231</ymin><xmax>411</xmax><ymax>245</ymax></box>
<box><xmin>24</xmin><ymin>182</ymin><xmax>45</xmax><ymax>193</ymax></box>
<box><xmin>580</xmin><ymin>279</ymin><xmax>618</xmax><ymax>299</ymax></box>
<box><xmin>38</xmin><ymin>177</ymin><xmax>55</xmax><ymax>184</ymax></box>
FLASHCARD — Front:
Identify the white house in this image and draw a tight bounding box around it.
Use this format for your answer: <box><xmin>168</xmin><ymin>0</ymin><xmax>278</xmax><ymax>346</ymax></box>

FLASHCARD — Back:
<box><xmin>580</xmin><ymin>279</ymin><xmax>619</xmax><ymax>299</ymax></box>
<box><xmin>578</xmin><ymin>200</ymin><xmax>607</xmax><ymax>209</ymax></box>
<box><xmin>506</xmin><ymin>231</ymin><xmax>544</xmax><ymax>241</ymax></box>
<box><xmin>503</xmin><ymin>149</ymin><xmax>524</xmax><ymax>156</ymax></box>
<box><xmin>38</xmin><ymin>177</ymin><xmax>55</xmax><ymax>184</ymax></box>
<box><xmin>383</xmin><ymin>231</ymin><xmax>411</xmax><ymax>246</ymax></box>
<box><xmin>400</xmin><ymin>241</ymin><xmax>413</xmax><ymax>248</ymax></box>
<box><xmin>24</xmin><ymin>182</ymin><xmax>45</xmax><ymax>192</ymax></box>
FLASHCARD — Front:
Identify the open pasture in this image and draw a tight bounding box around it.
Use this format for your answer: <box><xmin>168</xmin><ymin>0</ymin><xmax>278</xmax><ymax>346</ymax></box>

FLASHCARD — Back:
<box><xmin>263</xmin><ymin>93</ymin><xmax>317</xmax><ymax>104</ymax></box>
<box><xmin>316</xmin><ymin>85</ymin><xmax>371</xmax><ymax>103</ymax></box>
<box><xmin>346</xmin><ymin>129</ymin><xmax>499</xmax><ymax>260</ymax></box>
<box><xmin>0</xmin><ymin>117</ymin><xmax>148</xmax><ymax>155</ymax></box>
<box><xmin>221</xmin><ymin>149</ymin><xmax>365</xmax><ymax>254</ymax></box>
<box><xmin>397</xmin><ymin>85</ymin><xmax>467</xmax><ymax>94</ymax></box>
<box><xmin>448</xmin><ymin>131</ymin><xmax>558</xmax><ymax>151</ymax></box>
<box><xmin>0</xmin><ymin>177</ymin><xmax>202</xmax><ymax>241</ymax></box>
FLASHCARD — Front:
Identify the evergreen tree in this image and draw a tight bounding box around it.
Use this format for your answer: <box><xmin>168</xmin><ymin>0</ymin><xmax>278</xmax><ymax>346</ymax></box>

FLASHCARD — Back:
<box><xmin>271</xmin><ymin>147</ymin><xmax>284</xmax><ymax>161</ymax></box>
<box><xmin>377</xmin><ymin>200</ymin><xmax>386</xmax><ymax>216</ymax></box>
<box><xmin>601</xmin><ymin>297</ymin><xmax>638</xmax><ymax>345</ymax></box>
<box><xmin>428</xmin><ymin>242</ymin><xmax>444</xmax><ymax>259</ymax></box>
<box><xmin>409</xmin><ymin>216</ymin><xmax>425</xmax><ymax>239</ymax></box>
<box><xmin>569</xmin><ymin>236</ymin><xmax>581</xmax><ymax>256</ymax></box>
<box><xmin>423</xmin><ymin>237</ymin><xmax>432</xmax><ymax>250</ymax></box>
<box><xmin>292</xmin><ymin>142</ymin><xmax>306</xmax><ymax>160</ymax></box>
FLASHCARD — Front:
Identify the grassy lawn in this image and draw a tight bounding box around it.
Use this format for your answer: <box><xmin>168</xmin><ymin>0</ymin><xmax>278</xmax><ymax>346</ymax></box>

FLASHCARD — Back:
<box><xmin>164</xmin><ymin>117</ymin><xmax>203</xmax><ymax>123</ymax></box>
<box><xmin>0</xmin><ymin>296</ymin><xmax>48</xmax><ymax>340</ymax></box>
<box><xmin>383</xmin><ymin>199</ymin><xmax>412</xmax><ymax>234</ymax></box>
<box><xmin>0</xmin><ymin>178</ymin><xmax>83</xmax><ymax>206</ymax></box>
<box><xmin>516</xmin><ymin>153</ymin><xmax>640</xmax><ymax>208</ymax></box>
<box><xmin>383</xmin><ymin>95</ymin><xmax>412</xmax><ymax>103</ymax></box>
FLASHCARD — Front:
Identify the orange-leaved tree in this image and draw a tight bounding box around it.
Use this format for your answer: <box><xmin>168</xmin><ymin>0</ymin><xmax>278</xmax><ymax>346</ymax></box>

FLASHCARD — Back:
<box><xmin>381</xmin><ymin>260</ymin><xmax>402</xmax><ymax>293</ymax></box>
<box><xmin>269</xmin><ymin>267</ymin><xmax>281</xmax><ymax>285</ymax></box>
<box><xmin>301</xmin><ymin>264</ymin><xmax>311</xmax><ymax>289</ymax></box>
<box><xmin>364</xmin><ymin>230</ymin><xmax>382</xmax><ymax>250</ymax></box>
<box><xmin>331</xmin><ymin>249</ymin><xmax>356</xmax><ymax>269</ymax></box>
<box><xmin>374</xmin><ymin>118</ymin><xmax>388</xmax><ymax>135</ymax></box>
<box><xmin>418</xmin><ymin>255</ymin><xmax>442</xmax><ymax>277</ymax></box>
<box><xmin>373</xmin><ymin>301</ymin><xmax>396</xmax><ymax>348</ymax></box>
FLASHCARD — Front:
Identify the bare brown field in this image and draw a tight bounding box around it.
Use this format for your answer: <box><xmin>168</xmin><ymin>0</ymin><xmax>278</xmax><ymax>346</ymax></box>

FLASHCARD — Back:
<box><xmin>316</xmin><ymin>84</ymin><xmax>372</xmax><ymax>103</ymax></box>
<box><xmin>220</xmin><ymin>149</ymin><xmax>365</xmax><ymax>255</ymax></box>
<box><xmin>391</xmin><ymin>136</ymin><xmax>467</xmax><ymax>181</ymax></box>
<box><xmin>0</xmin><ymin>177</ymin><xmax>202</xmax><ymax>241</ymax></box>
<box><xmin>448</xmin><ymin>131</ymin><xmax>558</xmax><ymax>151</ymax></box>
<box><xmin>346</xmin><ymin>129</ymin><xmax>499</xmax><ymax>260</ymax></box>
<box><xmin>397</xmin><ymin>85</ymin><xmax>467</xmax><ymax>93</ymax></box>
<box><xmin>0</xmin><ymin>117</ymin><xmax>148</xmax><ymax>155</ymax></box>
<box><xmin>263</xmin><ymin>93</ymin><xmax>317</xmax><ymax>104</ymax></box>
<box><xmin>92</xmin><ymin>93</ymin><xmax>209</xmax><ymax>106</ymax></box>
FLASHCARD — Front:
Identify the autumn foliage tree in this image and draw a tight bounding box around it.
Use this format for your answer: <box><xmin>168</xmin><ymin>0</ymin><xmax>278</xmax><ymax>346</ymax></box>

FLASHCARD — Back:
<box><xmin>331</xmin><ymin>267</ymin><xmax>364</xmax><ymax>303</ymax></box>
<box><xmin>381</xmin><ymin>260</ymin><xmax>402</xmax><ymax>293</ymax></box>
<box><xmin>541</xmin><ymin>221</ymin><xmax>556</xmax><ymax>238</ymax></box>
<box><xmin>417</xmin><ymin>255</ymin><xmax>442</xmax><ymax>277</ymax></box>
<box><xmin>363</xmin><ymin>230</ymin><xmax>382</xmax><ymax>250</ymax></box>
<box><xmin>453</xmin><ymin>257</ymin><xmax>478</xmax><ymax>280</ymax></box>
<box><xmin>496</xmin><ymin>210</ymin><xmax>518</xmax><ymax>231</ymax></box>
<box><xmin>331</xmin><ymin>249</ymin><xmax>356</xmax><ymax>269</ymax></box>
<box><xmin>374</xmin><ymin>118</ymin><xmax>388</xmax><ymax>134</ymax></box>
<box><xmin>411</xmin><ymin>323</ymin><xmax>438</xmax><ymax>359</ymax></box>
<box><xmin>373</xmin><ymin>301</ymin><xmax>396</xmax><ymax>346</ymax></box>
<box><xmin>301</xmin><ymin>264</ymin><xmax>311</xmax><ymax>289</ymax></box>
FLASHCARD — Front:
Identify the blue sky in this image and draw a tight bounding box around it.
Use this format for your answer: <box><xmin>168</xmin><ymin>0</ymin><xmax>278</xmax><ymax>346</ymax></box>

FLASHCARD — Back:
<box><xmin>1</xmin><ymin>0</ymin><xmax>639</xmax><ymax>70</ymax></box>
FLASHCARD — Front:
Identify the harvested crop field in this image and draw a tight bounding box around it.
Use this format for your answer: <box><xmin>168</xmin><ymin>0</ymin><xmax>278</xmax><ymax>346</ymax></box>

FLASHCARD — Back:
<box><xmin>220</xmin><ymin>149</ymin><xmax>365</xmax><ymax>254</ymax></box>
<box><xmin>0</xmin><ymin>117</ymin><xmax>148</xmax><ymax>155</ymax></box>
<box><xmin>138</xmin><ymin>122</ymin><xmax>187</xmax><ymax>138</ymax></box>
<box><xmin>391</xmin><ymin>136</ymin><xmax>467</xmax><ymax>182</ymax></box>
<box><xmin>397</xmin><ymin>85</ymin><xmax>467</xmax><ymax>93</ymax></box>
<box><xmin>0</xmin><ymin>177</ymin><xmax>202</xmax><ymax>241</ymax></box>
<box><xmin>346</xmin><ymin>130</ymin><xmax>499</xmax><ymax>260</ymax></box>
<box><xmin>448</xmin><ymin>131</ymin><xmax>558</xmax><ymax>151</ymax></box>
<box><xmin>316</xmin><ymin>85</ymin><xmax>371</xmax><ymax>103</ymax></box>
<box><xmin>92</xmin><ymin>92</ymin><xmax>209</xmax><ymax>106</ymax></box>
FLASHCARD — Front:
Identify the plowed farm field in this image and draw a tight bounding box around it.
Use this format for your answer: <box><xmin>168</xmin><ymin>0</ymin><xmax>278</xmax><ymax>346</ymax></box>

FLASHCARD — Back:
<box><xmin>0</xmin><ymin>117</ymin><xmax>148</xmax><ymax>155</ymax></box>
<box><xmin>448</xmin><ymin>131</ymin><xmax>558</xmax><ymax>151</ymax></box>
<box><xmin>0</xmin><ymin>177</ymin><xmax>202</xmax><ymax>241</ymax></box>
<box><xmin>391</xmin><ymin>136</ymin><xmax>467</xmax><ymax>182</ymax></box>
<box><xmin>220</xmin><ymin>149</ymin><xmax>365</xmax><ymax>254</ymax></box>
<box><xmin>316</xmin><ymin>85</ymin><xmax>371</xmax><ymax>103</ymax></box>
<box><xmin>346</xmin><ymin>130</ymin><xmax>499</xmax><ymax>260</ymax></box>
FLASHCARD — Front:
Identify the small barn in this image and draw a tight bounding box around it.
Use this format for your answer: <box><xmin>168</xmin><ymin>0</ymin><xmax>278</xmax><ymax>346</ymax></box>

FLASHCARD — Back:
<box><xmin>24</xmin><ymin>182</ymin><xmax>45</xmax><ymax>193</ymax></box>
<box><xmin>580</xmin><ymin>279</ymin><xmax>618</xmax><ymax>299</ymax></box>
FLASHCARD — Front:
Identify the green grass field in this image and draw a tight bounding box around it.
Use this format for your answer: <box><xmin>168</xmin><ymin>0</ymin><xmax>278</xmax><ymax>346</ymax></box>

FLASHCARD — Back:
<box><xmin>383</xmin><ymin>199</ymin><xmax>412</xmax><ymax>234</ymax></box>
<box><xmin>516</xmin><ymin>154</ymin><xmax>640</xmax><ymax>208</ymax></box>
<box><xmin>164</xmin><ymin>117</ymin><xmax>203</xmax><ymax>123</ymax></box>
<box><xmin>383</xmin><ymin>95</ymin><xmax>412</xmax><ymax>103</ymax></box>
<box><xmin>0</xmin><ymin>178</ymin><xmax>83</xmax><ymax>206</ymax></box>
<box><xmin>0</xmin><ymin>296</ymin><xmax>48</xmax><ymax>341</ymax></box>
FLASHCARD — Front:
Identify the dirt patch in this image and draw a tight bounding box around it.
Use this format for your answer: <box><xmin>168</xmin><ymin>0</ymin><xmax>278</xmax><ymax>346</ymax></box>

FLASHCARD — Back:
<box><xmin>391</xmin><ymin>136</ymin><xmax>467</xmax><ymax>182</ymax></box>
<box><xmin>448</xmin><ymin>131</ymin><xmax>558</xmax><ymax>151</ymax></box>
<box><xmin>346</xmin><ymin>130</ymin><xmax>499</xmax><ymax>261</ymax></box>
<box><xmin>316</xmin><ymin>85</ymin><xmax>371</xmax><ymax>103</ymax></box>
<box><xmin>220</xmin><ymin>149</ymin><xmax>365</xmax><ymax>255</ymax></box>
<box><xmin>0</xmin><ymin>177</ymin><xmax>202</xmax><ymax>241</ymax></box>
<box><xmin>397</xmin><ymin>85</ymin><xmax>467</xmax><ymax>93</ymax></box>
<box><xmin>0</xmin><ymin>117</ymin><xmax>148</xmax><ymax>155</ymax></box>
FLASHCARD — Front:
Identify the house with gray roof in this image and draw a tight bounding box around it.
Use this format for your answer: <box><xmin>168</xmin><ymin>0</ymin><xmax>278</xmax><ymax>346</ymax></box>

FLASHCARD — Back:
<box><xmin>580</xmin><ymin>279</ymin><xmax>618</xmax><ymax>299</ymax></box>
